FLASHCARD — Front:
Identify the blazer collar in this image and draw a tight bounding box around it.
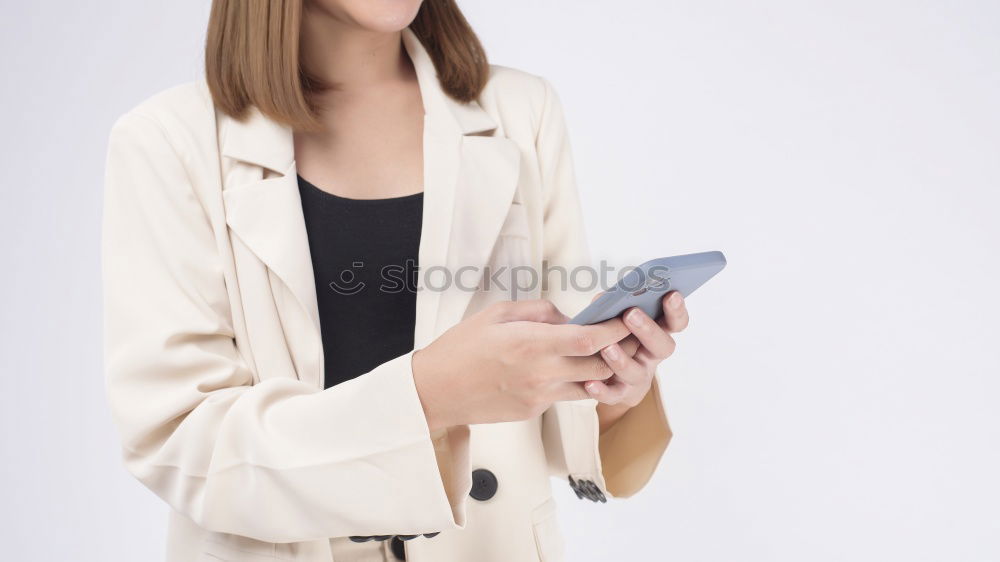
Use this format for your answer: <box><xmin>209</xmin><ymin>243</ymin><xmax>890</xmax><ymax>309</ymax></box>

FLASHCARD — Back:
<box><xmin>219</xmin><ymin>27</ymin><xmax>497</xmax><ymax>173</ymax></box>
<box><xmin>216</xmin><ymin>27</ymin><xmax>520</xmax><ymax>386</ymax></box>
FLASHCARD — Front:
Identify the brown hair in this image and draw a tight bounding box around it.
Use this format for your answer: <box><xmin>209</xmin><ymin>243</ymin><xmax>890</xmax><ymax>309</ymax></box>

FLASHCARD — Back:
<box><xmin>205</xmin><ymin>0</ymin><xmax>488</xmax><ymax>131</ymax></box>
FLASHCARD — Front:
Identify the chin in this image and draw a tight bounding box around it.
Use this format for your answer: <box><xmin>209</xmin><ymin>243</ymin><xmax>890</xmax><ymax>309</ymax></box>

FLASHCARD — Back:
<box><xmin>312</xmin><ymin>0</ymin><xmax>425</xmax><ymax>33</ymax></box>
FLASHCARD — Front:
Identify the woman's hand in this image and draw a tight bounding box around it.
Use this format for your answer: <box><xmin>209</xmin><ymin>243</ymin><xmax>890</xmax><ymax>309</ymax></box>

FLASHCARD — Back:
<box><xmin>412</xmin><ymin>300</ymin><xmax>630</xmax><ymax>431</ymax></box>
<box><xmin>584</xmin><ymin>292</ymin><xmax>689</xmax><ymax>430</ymax></box>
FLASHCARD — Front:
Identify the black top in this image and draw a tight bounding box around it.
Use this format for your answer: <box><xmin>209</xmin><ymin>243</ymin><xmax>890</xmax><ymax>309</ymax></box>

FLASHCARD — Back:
<box><xmin>297</xmin><ymin>175</ymin><xmax>423</xmax><ymax>389</ymax></box>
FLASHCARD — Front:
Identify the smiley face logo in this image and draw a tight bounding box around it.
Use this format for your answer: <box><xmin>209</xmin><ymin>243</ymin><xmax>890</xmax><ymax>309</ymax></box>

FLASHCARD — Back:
<box><xmin>329</xmin><ymin>262</ymin><xmax>366</xmax><ymax>295</ymax></box>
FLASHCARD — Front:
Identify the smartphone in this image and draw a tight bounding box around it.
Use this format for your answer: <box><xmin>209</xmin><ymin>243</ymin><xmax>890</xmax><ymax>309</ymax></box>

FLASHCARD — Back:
<box><xmin>569</xmin><ymin>251</ymin><xmax>727</xmax><ymax>325</ymax></box>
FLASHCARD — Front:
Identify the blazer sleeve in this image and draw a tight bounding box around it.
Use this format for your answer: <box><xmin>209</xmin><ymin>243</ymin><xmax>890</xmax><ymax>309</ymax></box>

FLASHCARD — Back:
<box><xmin>533</xmin><ymin>78</ymin><xmax>673</xmax><ymax>499</ymax></box>
<box><xmin>102</xmin><ymin>112</ymin><xmax>470</xmax><ymax>543</ymax></box>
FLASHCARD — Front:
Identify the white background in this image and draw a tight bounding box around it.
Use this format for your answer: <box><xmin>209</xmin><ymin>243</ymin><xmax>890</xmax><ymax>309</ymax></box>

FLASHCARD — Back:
<box><xmin>1</xmin><ymin>1</ymin><xmax>998</xmax><ymax>560</ymax></box>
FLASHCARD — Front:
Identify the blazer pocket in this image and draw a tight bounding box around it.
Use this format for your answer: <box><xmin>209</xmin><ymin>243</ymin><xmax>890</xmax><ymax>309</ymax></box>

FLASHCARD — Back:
<box><xmin>531</xmin><ymin>497</ymin><xmax>565</xmax><ymax>562</ymax></box>
<box><xmin>490</xmin><ymin>202</ymin><xmax>535</xmax><ymax>298</ymax></box>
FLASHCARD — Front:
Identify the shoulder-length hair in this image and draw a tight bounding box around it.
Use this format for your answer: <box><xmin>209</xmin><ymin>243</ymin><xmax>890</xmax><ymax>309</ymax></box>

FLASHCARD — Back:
<box><xmin>205</xmin><ymin>0</ymin><xmax>488</xmax><ymax>131</ymax></box>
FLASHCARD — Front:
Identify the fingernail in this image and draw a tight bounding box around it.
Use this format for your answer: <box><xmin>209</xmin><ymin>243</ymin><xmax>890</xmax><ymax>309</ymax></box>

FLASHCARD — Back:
<box><xmin>670</xmin><ymin>293</ymin><xmax>683</xmax><ymax>309</ymax></box>
<box><xmin>626</xmin><ymin>309</ymin><xmax>643</xmax><ymax>328</ymax></box>
<box><xmin>602</xmin><ymin>345</ymin><xmax>619</xmax><ymax>361</ymax></box>
<box><xmin>585</xmin><ymin>382</ymin><xmax>599</xmax><ymax>395</ymax></box>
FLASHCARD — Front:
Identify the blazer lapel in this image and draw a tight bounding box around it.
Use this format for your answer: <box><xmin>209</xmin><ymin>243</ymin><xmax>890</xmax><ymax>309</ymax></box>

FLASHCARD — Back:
<box><xmin>218</xmin><ymin>109</ymin><xmax>322</xmax><ymax>343</ymax></box>
<box><xmin>430</xmin><ymin>136</ymin><xmax>521</xmax><ymax>338</ymax></box>
<box><xmin>403</xmin><ymin>29</ymin><xmax>522</xmax><ymax>346</ymax></box>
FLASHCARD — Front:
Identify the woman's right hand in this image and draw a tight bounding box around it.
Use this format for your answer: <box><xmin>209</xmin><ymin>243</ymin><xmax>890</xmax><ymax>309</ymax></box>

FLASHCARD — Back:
<box><xmin>412</xmin><ymin>300</ymin><xmax>631</xmax><ymax>431</ymax></box>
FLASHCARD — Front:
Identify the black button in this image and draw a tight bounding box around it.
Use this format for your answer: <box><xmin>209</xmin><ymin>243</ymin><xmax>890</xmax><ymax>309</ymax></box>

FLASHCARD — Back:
<box><xmin>569</xmin><ymin>476</ymin><xmax>607</xmax><ymax>503</ymax></box>
<box><xmin>422</xmin><ymin>532</ymin><xmax>440</xmax><ymax>539</ymax></box>
<box><xmin>391</xmin><ymin>536</ymin><xmax>406</xmax><ymax>560</ymax></box>
<box><xmin>373</xmin><ymin>535</ymin><xmax>392</xmax><ymax>542</ymax></box>
<box><xmin>469</xmin><ymin>468</ymin><xmax>498</xmax><ymax>501</ymax></box>
<box><xmin>587</xmin><ymin>480</ymin><xmax>607</xmax><ymax>503</ymax></box>
<box><xmin>397</xmin><ymin>535</ymin><xmax>418</xmax><ymax>541</ymax></box>
<box><xmin>586</xmin><ymin>480</ymin><xmax>606</xmax><ymax>502</ymax></box>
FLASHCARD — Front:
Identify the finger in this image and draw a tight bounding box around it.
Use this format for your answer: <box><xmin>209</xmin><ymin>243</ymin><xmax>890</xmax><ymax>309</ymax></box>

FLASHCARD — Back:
<box><xmin>617</xmin><ymin>335</ymin><xmax>640</xmax><ymax>357</ymax></box>
<box><xmin>542</xmin><ymin>320</ymin><xmax>630</xmax><ymax>357</ymax></box>
<box><xmin>493</xmin><ymin>299</ymin><xmax>569</xmax><ymax>324</ymax></box>
<box><xmin>560</xmin><ymin>355</ymin><xmax>614</xmax><ymax>382</ymax></box>
<box><xmin>583</xmin><ymin>379</ymin><xmax>629</xmax><ymax>405</ymax></box>
<box><xmin>551</xmin><ymin>381</ymin><xmax>592</xmax><ymax>402</ymax></box>
<box><xmin>624</xmin><ymin>307</ymin><xmax>677</xmax><ymax>361</ymax></box>
<box><xmin>590</xmin><ymin>316</ymin><xmax>631</xmax><ymax>345</ymax></box>
<box><xmin>633</xmin><ymin>346</ymin><xmax>663</xmax><ymax>368</ymax></box>
<box><xmin>599</xmin><ymin>343</ymin><xmax>650</xmax><ymax>387</ymax></box>
<box><xmin>661</xmin><ymin>291</ymin><xmax>689</xmax><ymax>333</ymax></box>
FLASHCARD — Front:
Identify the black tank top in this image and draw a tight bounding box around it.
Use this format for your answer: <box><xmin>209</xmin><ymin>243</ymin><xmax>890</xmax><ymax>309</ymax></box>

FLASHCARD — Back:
<box><xmin>297</xmin><ymin>175</ymin><xmax>423</xmax><ymax>389</ymax></box>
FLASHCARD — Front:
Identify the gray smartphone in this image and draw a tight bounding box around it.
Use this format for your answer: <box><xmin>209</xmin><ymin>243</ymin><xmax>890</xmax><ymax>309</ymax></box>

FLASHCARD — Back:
<box><xmin>568</xmin><ymin>251</ymin><xmax>727</xmax><ymax>325</ymax></box>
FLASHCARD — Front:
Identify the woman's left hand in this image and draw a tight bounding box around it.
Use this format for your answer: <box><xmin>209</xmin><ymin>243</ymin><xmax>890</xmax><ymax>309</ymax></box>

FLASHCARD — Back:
<box><xmin>584</xmin><ymin>291</ymin><xmax>689</xmax><ymax>410</ymax></box>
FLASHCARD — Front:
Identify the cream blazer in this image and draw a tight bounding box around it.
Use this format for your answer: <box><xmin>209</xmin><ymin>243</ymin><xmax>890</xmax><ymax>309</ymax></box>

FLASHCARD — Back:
<box><xmin>102</xmin><ymin>28</ymin><xmax>671</xmax><ymax>562</ymax></box>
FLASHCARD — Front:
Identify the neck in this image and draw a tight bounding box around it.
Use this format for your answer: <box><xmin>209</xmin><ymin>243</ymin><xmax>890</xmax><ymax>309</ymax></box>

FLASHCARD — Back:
<box><xmin>299</xmin><ymin>10</ymin><xmax>410</xmax><ymax>92</ymax></box>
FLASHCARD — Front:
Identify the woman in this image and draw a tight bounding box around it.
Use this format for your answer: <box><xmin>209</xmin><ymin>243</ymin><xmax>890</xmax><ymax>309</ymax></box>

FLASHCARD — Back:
<box><xmin>103</xmin><ymin>0</ymin><xmax>687</xmax><ymax>560</ymax></box>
